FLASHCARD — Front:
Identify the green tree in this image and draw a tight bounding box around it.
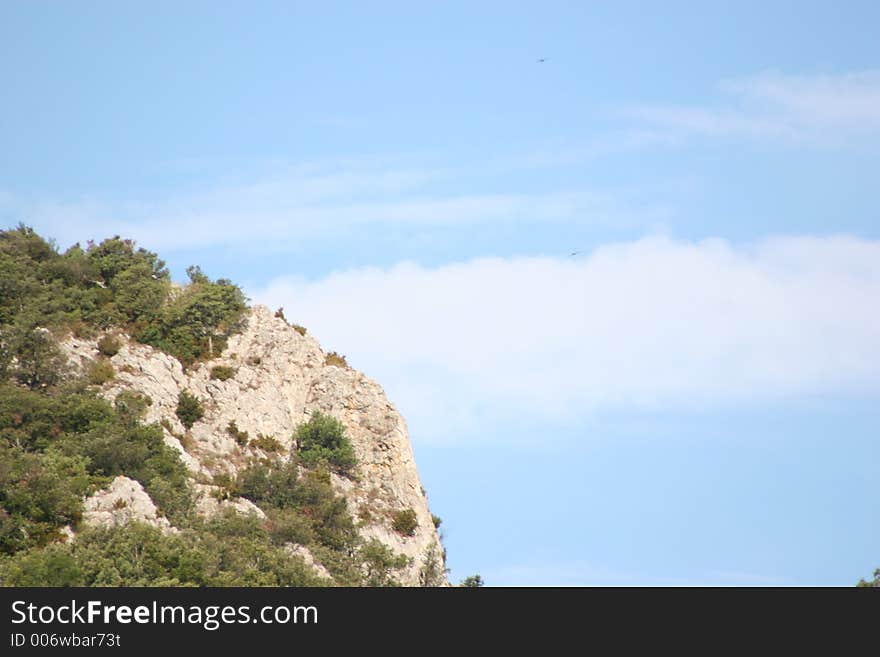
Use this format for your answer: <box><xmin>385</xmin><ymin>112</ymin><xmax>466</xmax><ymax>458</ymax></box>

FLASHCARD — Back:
<box><xmin>460</xmin><ymin>574</ymin><xmax>485</xmax><ymax>587</ymax></box>
<box><xmin>7</xmin><ymin>323</ymin><xmax>69</xmax><ymax>390</ymax></box>
<box><xmin>138</xmin><ymin>267</ymin><xmax>247</xmax><ymax>364</ymax></box>
<box><xmin>84</xmin><ymin>236</ymin><xmax>170</xmax><ymax>328</ymax></box>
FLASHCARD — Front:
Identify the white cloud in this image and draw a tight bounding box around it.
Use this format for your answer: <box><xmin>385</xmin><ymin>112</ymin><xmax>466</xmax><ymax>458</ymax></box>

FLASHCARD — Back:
<box><xmin>253</xmin><ymin>235</ymin><xmax>880</xmax><ymax>444</ymax></box>
<box><xmin>624</xmin><ymin>105</ymin><xmax>792</xmax><ymax>139</ymax></box>
<box><xmin>625</xmin><ymin>70</ymin><xmax>880</xmax><ymax>144</ymax></box>
<box><xmin>723</xmin><ymin>71</ymin><xmax>880</xmax><ymax>126</ymax></box>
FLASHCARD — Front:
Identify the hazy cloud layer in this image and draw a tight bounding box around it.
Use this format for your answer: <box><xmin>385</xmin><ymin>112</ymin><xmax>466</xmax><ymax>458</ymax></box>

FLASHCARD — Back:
<box><xmin>625</xmin><ymin>70</ymin><xmax>880</xmax><ymax>144</ymax></box>
<box><xmin>255</xmin><ymin>235</ymin><xmax>880</xmax><ymax>444</ymax></box>
<box><xmin>2</xmin><ymin>163</ymin><xmax>657</xmax><ymax>254</ymax></box>
<box><xmin>5</xmin><ymin>71</ymin><xmax>877</xmax><ymax>257</ymax></box>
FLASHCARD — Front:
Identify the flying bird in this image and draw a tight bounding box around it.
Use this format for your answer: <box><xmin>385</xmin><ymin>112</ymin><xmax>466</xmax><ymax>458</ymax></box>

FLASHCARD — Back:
<box><xmin>537</xmin><ymin>57</ymin><xmax>546</xmax><ymax>63</ymax></box>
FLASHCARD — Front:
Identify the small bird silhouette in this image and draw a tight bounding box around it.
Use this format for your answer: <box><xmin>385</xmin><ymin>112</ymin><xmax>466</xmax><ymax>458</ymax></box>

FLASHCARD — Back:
<box><xmin>569</xmin><ymin>251</ymin><xmax>581</xmax><ymax>257</ymax></box>
<box><xmin>537</xmin><ymin>57</ymin><xmax>546</xmax><ymax>63</ymax></box>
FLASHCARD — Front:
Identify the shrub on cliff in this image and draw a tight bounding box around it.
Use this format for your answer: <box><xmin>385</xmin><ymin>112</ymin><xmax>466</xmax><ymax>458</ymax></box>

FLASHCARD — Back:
<box><xmin>391</xmin><ymin>508</ymin><xmax>418</xmax><ymax>537</ymax></box>
<box><xmin>210</xmin><ymin>365</ymin><xmax>235</xmax><ymax>381</ymax></box>
<box><xmin>87</xmin><ymin>359</ymin><xmax>115</xmax><ymax>385</ymax></box>
<box><xmin>96</xmin><ymin>334</ymin><xmax>121</xmax><ymax>357</ymax></box>
<box><xmin>176</xmin><ymin>391</ymin><xmax>204</xmax><ymax>430</ymax></box>
<box><xmin>293</xmin><ymin>411</ymin><xmax>356</xmax><ymax>476</ymax></box>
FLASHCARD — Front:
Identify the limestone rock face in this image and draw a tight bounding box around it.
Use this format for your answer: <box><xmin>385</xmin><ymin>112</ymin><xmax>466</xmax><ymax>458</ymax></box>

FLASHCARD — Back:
<box><xmin>82</xmin><ymin>476</ymin><xmax>175</xmax><ymax>534</ymax></box>
<box><xmin>72</xmin><ymin>305</ymin><xmax>446</xmax><ymax>586</ymax></box>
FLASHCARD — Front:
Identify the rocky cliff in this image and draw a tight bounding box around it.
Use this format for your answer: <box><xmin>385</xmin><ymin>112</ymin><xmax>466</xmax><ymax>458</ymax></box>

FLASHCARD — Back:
<box><xmin>62</xmin><ymin>305</ymin><xmax>446</xmax><ymax>586</ymax></box>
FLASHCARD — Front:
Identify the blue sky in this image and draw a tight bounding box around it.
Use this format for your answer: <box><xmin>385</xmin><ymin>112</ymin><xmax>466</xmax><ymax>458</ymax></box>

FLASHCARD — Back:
<box><xmin>2</xmin><ymin>2</ymin><xmax>879</xmax><ymax>585</ymax></box>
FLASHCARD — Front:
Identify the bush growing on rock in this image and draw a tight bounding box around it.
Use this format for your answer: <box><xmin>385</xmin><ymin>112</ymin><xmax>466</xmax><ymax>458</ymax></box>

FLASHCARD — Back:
<box><xmin>210</xmin><ymin>365</ymin><xmax>235</xmax><ymax>381</ymax></box>
<box><xmin>226</xmin><ymin>420</ymin><xmax>249</xmax><ymax>446</ymax></box>
<box><xmin>324</xmin><ymin>351</ymin><xmax>348</xmax><ymax>368</ymax></box>
<box><xmin>294</xmin><ymin>411</ymin><xmax>356</xmax><ymax>476</ymax></box>
<box><xmin>96</xmin><ymin>334</ymin><xmax>121</xmax><ymax>357</ymax></box>
<box><xmin>87</xmin><ymin>359</ymin><xmax>115</xmax><ymax>385</ymax></box>
<box><xmin>175</xmin><ymin>391</ymin><xmax>204</xmax><ymax>430</ymax></box>
<box><xmin>252</xmin><ymin>433</ymin><xmax>283</xmax><ymax>453</ymax></box>
<box><xmin>418</xmin><ymin>543</ymin><xmax>446</xmax><ymax>586</ymax></box>
<box><xmin>391</xmin><ymin>509</ymin><xmax>418</xmax><ymax>537</ymax></box>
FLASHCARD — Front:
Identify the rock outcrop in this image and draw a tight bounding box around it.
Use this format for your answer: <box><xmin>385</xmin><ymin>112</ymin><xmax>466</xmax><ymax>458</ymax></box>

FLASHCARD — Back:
<box><xmin>68</xmin><ymin>305</ymin><xmax>445</xmax><ymax>585</ymax></box>
<box><xmin>82</xmin><ymin>476</ymin><xmax>175</xmax><ymax>535</ymax></box>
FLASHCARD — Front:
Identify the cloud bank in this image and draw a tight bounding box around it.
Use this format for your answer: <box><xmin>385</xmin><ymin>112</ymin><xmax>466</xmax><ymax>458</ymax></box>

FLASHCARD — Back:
<box><xmin>254</xmin><ymin>235</ymin><xmax>880</xmax><ymax>444</ymax></box>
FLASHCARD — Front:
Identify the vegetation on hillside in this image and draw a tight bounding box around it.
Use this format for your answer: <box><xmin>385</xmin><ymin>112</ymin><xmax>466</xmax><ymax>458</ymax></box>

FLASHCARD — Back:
<box><xmin>0</xmin><ymin>515</ymin><xmax>327</xmax><ymax>586</ymax></box>
<box><xmin>0</xmin><ymin>381</ymin><xmax>191</xmax><ymax>555</ymax></box>
<box><xmin>0</xmin><ymin>226</ymin><xmax>421</xmax><ymax>587</ymax></box>
<box><xmin>0</xmin><ymin>225</ymin><xmax>246</xmax><ymax>369</ymax></box>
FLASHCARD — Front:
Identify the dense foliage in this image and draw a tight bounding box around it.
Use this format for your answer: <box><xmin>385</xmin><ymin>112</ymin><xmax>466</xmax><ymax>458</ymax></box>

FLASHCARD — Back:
<box><xmin>0</xmin><ymin>517</ymin><xmax>327</xmax><ymax>586</ymax></box>
<box><xmin>0</xmin><ymin>381</ymin><xmax>191</xmax><ymax>556</ymax></box>
<box><xmin>0</xmin><ymin>225</ymin><xmax>247</xmax><ymax>368</ymax></box>
<box><xmin>137</xmin><ymin>266</ymin><xmax>247</xmax><ymax>365</ymax></box>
